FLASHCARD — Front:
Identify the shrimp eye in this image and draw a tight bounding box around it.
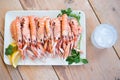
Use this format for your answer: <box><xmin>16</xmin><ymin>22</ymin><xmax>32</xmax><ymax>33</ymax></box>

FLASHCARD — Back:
<box><xmin>65</xmin><ymin>36</ymin><xmax>67</xmax><ymax>38</ymax></box>
<box><xmin>52</xmin><ymin>22</ymin><xmax>55</xmax><ymax>26</ymax></box>
<box><xmin>40</xmin><ymin>39</ymin><xmax>42</xmax><ymax>42</ymax></box>
<box><xmin>18</xmin><ymin>40</ymin><xmax>21</xmax><ymax>42</ymax></box>
<box><xmin>34</xmin><ymin>40</ymin><xmax>36</xmax><ymax>42</ymax></box>
<box><xmin>71</xmin><ymin>36</ymin><xmax>73</xmax><ymax>39</ymax></box>
<box><xmin>28</xmin><ymin>38</ymin><xmax>31</xmax><ymax>41</ymax></box>
<box><xmin>58</xmin><ymin>37</ymin><xmax>60</xmax><ymax>40</ymax></box>
<box><xmin>72</xmin><ymin>21</ymin><xmax>74</xmax><ymax>25</ymax></box>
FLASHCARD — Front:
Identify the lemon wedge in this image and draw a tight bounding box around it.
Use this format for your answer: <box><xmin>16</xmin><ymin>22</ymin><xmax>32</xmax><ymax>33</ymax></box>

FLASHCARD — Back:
<box><xmin>11</xmin><ymin>51</ymin><xmax>21</xmax><ymax>68</ymax></box>
<box><xmin>11</xmin><ymin>42</ymin><xmax>17</xmax><ymax>47</ymax></box>
<box><xmin>6</xmin><ymin>42</ymin><xmax>21</xmax><ymax>68</ymax></box>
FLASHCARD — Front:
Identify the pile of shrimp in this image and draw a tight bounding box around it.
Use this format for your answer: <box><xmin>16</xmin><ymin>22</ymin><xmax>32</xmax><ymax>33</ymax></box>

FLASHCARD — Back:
<box><xmin>10</xmin><ymin>14</ymin><xmax>82</xmax><ymax>60</ymax></box>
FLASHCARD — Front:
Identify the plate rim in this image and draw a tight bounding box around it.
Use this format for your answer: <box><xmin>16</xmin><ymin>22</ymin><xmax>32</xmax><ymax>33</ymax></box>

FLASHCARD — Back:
<box><xmin>4</xmin><ymin>10</ymin><xmax>86</xmax><ymax>65</ymax></box>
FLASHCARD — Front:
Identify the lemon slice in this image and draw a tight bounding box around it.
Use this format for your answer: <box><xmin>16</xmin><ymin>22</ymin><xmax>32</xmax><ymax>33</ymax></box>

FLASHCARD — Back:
<box><xmin>11</xmin><ymin>42</ymin><xmax>17</xmax><ymax>47</ymax></box>
<box><xmin>11</xmin><ymin>51</ymin><xmax>21</xmax><ymax>68</ymax></box>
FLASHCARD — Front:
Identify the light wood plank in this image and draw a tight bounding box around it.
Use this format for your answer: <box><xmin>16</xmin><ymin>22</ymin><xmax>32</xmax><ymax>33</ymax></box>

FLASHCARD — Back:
<box><xmin>7</xmin><ymin>66</ymin><xmax>23</xmax><ymax>80</ymax></box>
<box><xmin>0</xmin><ymin>0</ymin><xmax>24</xmax><ymax>80</ymax></box>
<box><xmin>19</xmin><ymin>0</ymin><xmax>66</xmax><ymax>10</ymax></box>
<box><xmin>0</xmin><ymin>32</ymin><xmax>22</xmax><ymax>80</ymax></box>
<box><xmin>18</xmin><ymin>66</ymin><xmax>58</xmax><ymax>80</ymax></box>
<box><xmin>89</xmin><ymin>0</ymin><xmax>120</xmax><ymax>58</ymax></box>
<box><xmin>0</xmin><ymin>0</ymin><xmax>23</xmax><ymax>36</ymax></box>
<box><xmin>0</xmin><ymin>32</ymin><xmax>4</xmax><ymax>57</ymax></box>
<box><xmin>0</xmin><ymin>57</ymin><xmax>11</xmax><ymax>80</ymax></box>
<box><xmin>0</xmin><ymin>35</ymin><xmax>11</xmax><ymax>80</ymax></box>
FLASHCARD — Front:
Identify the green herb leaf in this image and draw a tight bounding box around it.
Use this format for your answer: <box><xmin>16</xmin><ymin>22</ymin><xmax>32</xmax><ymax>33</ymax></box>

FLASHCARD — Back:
<box><xmin>81</xmin><ymin>59</ymin><xmax>88</xmax><ymax>64</ymax></box>
<box><xmin>5</xmin><ymin>48</ymin><xmax>12</xmax><ymax>55</ymax></box>
<box><xmin>5</xmin><ymin>45</ymin><xmax>14</xmax><ymax>55</ymax></box>
<box><xmin>71</xmin><ymin>49</ymin><xmax>76</xmax><ymax>55</ymax></box>
<box><xmin>74</xmin><ymin>57</ymin><xmax>80</xmax><ymax>63</ymax></box>
<box><xmin>66</xmin><ymin>56</ymin><xmax>72</xmax><ymax>61</ymax></box>
<box><xmin>69</xmin><ymin>13</ymin><xmax>80</xmax><ymax>23</ymax></box>
<box><xmin>59</xmin><ymin>8</ymin><xmax>81</xmax><ymax>24</ymax></box>
<box><xmin>66</xmin><ymin>49</ymin><xmax>81</xmax><ymax>65</ymax></box>
<box><xmin>66</xmin><ymin>8</ymin><xmax>72</xmax><ymax>16</ymax></box>
<box><xmin>68</xmin><ymin>61</ymin><xmax>73</xmax><ymax>65</ymax></box>
<box><xmin>66</xmin><ymin>49</ymin><xmax>88</xmax><ymax>65</ymax></box>
<box><xmin>5</xmin><ymin>44</ymin><xmax>18</xmax><ymax>55</ymax></box>
<box><xmin>66</xmin><ymin>56</ymin><xmax>74</xmax><ymax>65</ymax></box>
<box><xmin>61</xmin><ymin>8</ymin><xmax>72</xmax><ymax>16</ymax></box>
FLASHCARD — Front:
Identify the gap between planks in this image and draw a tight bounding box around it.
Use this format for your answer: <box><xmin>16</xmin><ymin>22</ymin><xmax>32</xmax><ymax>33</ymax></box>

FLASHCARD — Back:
<box><xmin>87</xmin><ymin>0</ymin><xmax>101</xmax><ymax>24</ymax></box>
<box><xmin>0</xmin><ymin>31</ymin><xmax>12</xmax><ymax>80</ymax></box>
<box><xmin>17</xmin><ymin>67</ymin><xmax>24</xmax><ymax>80</ymax></box>
<box><xmin>113</xmin><ymin>46</ymin><xmax>120</xmax><ymax>59</ymax></box>
<box><xmin>0</xmin><ymin>50</ymin><xmax>12</xmax><ymax>80</ymax></box>
<box><xmin>0</xmin><ymin>32</ymin><xmax>4</xmax><ymax>40</ymax></box>
<box><xmin>19</xmin><ymin>0</ymin><xmax>26</xmax><ymax>10</ymax></box>
<box><xmin>52</xmin><ymin>66</ymin><xmax>60</xmax><ymax>80</ymax></box>
<box><xmin>87</xmin><ymin>0</ymin><xmax>120</xmax><ymax>60</ymax></box>
<box><xmin>0</xmin><ymin>31</ymin><xmax>23</xmax><ymax>80</ymax></box>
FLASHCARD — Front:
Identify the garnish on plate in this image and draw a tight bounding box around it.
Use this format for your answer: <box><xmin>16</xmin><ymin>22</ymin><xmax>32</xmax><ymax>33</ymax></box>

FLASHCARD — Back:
<box><xmin>58</xmin><ymin>8</ymin><xmax>81</xmax><ymax>23</ymax></box>
<box><xmin>66</xmin><ymin>49</ymin><xmax>88</xmax><ymax>65</ymax></box>
<box><xmin>5</xmin><ymin>42</ymin><xmax>21</xmax><ymax>68</ymax></box>
<box><xmin>5</xmin><ymin>43</ymin><xmax>17</xmax><ymax>55</ymax></box>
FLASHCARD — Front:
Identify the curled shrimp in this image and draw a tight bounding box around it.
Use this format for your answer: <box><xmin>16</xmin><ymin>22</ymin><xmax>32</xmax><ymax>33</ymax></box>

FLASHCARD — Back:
<box><xmin>36</xmin><ymin>17</ymin><xmax>49</xmax><ymax>57</ymax></box>
<box><xmin>51</xmin><ymin>18</ymin><xmax>61</xmax><ymax>55</ymax></box>
<box><xmin>69</xmin><ymin>18</ymin><xmax>82</xmax><ymax>48</ymax></box>
<box><xmin>44</xmin><ymin>18</ymin><xmax>54</xmax><ymax>54</ymax></box>
<box><xmin>10</xmin><ymin>17</ymin><xmax>24</xmax><ymax>59</ymax></box>
<box><xmin>29</xmin><ymin>16</ymin><xmax>38</xmax><ymax>58</ymax></box>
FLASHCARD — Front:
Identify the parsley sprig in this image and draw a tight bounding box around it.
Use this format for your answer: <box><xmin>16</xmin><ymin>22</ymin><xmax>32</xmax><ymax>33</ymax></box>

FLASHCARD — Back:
<box><xmin>58</xmin><ymin>8</ymin><xmax>81</xmax><ymax>23</ymax></box>
<box><xmin>5</xmin><ymin>44</ymin><xmax>17</xmax><ymax>55</ymax></box>
<box><xmin>66</xmin><ymin>49</ymin><xmax>88</xmax><ymax>65</ymax></box>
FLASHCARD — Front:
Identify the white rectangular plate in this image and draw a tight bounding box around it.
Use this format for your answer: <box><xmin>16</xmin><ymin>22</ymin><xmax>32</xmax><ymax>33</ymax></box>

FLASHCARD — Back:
<box><xmin>4</xmin><ymin>10</ymin><xmax>86</xmax><ymax>65</ymax></box>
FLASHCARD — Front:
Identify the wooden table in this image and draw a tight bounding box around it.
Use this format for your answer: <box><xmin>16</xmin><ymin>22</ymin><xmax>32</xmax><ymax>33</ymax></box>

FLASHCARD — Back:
<box><xmin>0</xmin><ymin>0</ymin><xmax>120</xmax><ymax>80</ymax></box>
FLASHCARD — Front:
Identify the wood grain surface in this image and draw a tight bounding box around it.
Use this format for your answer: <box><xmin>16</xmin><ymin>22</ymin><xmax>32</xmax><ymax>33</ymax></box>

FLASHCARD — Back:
<box><xmin>0</xmin><ymin>0</ymin><xmax>120</xmax><ymax>80</ymax></box>
<box><xmin>89</xmin><ymin>0</ymin><xmax>120</xmax><ymax>58</ymax></box>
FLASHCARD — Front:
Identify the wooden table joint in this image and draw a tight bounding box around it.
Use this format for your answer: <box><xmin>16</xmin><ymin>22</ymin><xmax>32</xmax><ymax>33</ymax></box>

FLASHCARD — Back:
<box><xmin>88</xmin><ymin>0</ymin><xmax>101</xmax><ymax>24</ymax></box>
